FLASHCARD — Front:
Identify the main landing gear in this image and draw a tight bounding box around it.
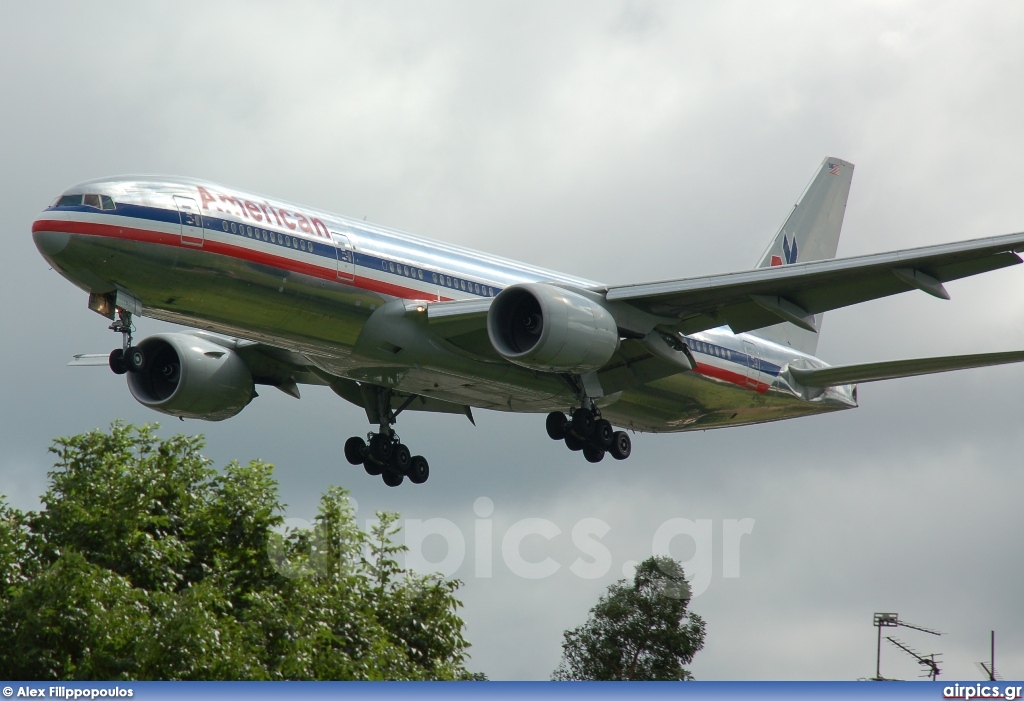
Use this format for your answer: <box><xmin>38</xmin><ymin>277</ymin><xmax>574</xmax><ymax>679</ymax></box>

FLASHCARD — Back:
<box><xmin>107</xmin><ymin>308</ymin><xmax>145</xmax><ymax>375</ymax></box>
<box><xmin>343</xmin><ymin>387</ymin><xmax>429</xmax><ymax>487</ymax></box>
<box><xmin>344</xmin><ymin>433</ymin><xmax>429</xmax><ymax>487</ymax></box>
<box><xmin>545</xmin><ymin>406</ymin><xmax>631</xmax><ymax>463</ymax></box>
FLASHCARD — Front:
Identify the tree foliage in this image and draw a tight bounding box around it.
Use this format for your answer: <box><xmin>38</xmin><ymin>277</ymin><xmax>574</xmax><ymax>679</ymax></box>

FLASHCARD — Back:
<box><xmin>0</xmin><ymin>422</ymin><xmax>480</xmax><ymax>680</ymax></box>
<box><xmin>552</xmin><ymin>556</ymin><xmax>706</xmax><ymax>681</ymax></box>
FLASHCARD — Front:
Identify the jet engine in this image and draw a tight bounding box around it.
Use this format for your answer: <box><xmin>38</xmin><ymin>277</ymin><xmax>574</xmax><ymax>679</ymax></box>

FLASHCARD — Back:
<box><xmin>486</xmin><ymin>283</ymin><xmax>619</xmax><ymax>373</ymax></box>
<box><xmin>126</xmin><ymin>333</ymin><xmax>256</xmax><ymax>420</ymax></box>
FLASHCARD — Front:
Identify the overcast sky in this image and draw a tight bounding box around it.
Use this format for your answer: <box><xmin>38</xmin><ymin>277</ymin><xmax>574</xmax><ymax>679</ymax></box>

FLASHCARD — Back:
<box><xmin>3</xmin><ymin>1</ymin><xmax>1024</xmax><ymax>681</ymax></box>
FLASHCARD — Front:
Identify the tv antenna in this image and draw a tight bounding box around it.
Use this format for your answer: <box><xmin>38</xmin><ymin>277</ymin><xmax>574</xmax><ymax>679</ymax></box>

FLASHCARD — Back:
<box><xmin>977</xmin><ymin>630</ymin><xmax>1001</xmax><ymax>681</ymax></box>
<box><xmin>872</xmin><ymin>612</ymin><xmax>942</xmax><ymax>681</ymax></box>
<box><xmin>886</xmin><ymin>636</ymin><xmax>941</xmax><ymax>681</ymax></box>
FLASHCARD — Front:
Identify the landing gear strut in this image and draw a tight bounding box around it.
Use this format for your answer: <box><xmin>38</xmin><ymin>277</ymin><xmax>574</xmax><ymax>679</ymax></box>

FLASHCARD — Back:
<box><xmin>545</xmin><ymin>403</ymin><xmax>631</xmax><ymax>463</ymax></box>
<box><xmin>343</xmin><ymin>388</ymin><xmax>430</xmax><ymax>487</ymax></box>
<box><xmin>107</xmin><ymin>308</ymin><xmax>144</xmax><ymax>375</ymax></box>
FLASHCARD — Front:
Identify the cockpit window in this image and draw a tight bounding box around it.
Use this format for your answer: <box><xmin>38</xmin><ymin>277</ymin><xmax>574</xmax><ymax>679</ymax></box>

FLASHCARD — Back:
<box><xmin>55</xmin><ymin>193</ymin><xmax>116</xmax><ymax>210</ymax></box>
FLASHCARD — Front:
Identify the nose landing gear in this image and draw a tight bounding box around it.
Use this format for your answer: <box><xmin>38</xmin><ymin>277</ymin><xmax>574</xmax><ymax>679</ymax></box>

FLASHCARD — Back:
<box><xmin>107</xmin><ymin>308</ymin><xmax>145</xmax><ymax>375</ymax></box>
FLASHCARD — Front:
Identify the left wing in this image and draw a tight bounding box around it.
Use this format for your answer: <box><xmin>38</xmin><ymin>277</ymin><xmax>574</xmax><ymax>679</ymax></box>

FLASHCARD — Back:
<box><xmin>70</xmin><ymin>331</ymin><xmax>477</xmax><ymax>420</ymax></box>
<box><xmin>604</xmin><ymin>230</ymin><xmax>1024</xmax><ymax>335</ymax></box>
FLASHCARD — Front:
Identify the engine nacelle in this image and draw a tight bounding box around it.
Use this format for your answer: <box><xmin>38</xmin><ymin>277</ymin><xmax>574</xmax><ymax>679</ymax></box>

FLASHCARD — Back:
<box><xmin>126</xmin><ymin>333</ymin><xmax>255</xmax><ymax>421</ymax></box>
<box><xmin>487</xmin><ymin>283</ymin><xmax>619</xmax><ymax>373</ymax></box>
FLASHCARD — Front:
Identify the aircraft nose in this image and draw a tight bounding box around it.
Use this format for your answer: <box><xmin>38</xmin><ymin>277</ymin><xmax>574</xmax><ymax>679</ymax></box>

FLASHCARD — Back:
<box><xmin>33</xmin><ymin>228</ymin><xmax>71</xmax><ymax>257</ymax></box>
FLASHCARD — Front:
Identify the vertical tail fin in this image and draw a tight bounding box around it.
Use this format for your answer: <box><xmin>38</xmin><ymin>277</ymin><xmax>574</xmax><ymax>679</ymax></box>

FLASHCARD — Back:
<box><xmin>748</xmin><ymin>157</ymin><xmax>854</xmax><ymax>354</ymax></box>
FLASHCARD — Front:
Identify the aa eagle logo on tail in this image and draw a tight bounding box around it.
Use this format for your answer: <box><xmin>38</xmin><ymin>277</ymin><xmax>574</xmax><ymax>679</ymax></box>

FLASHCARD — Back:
<box><xmin>770</xmin><ymin>234</ymin><xmax>799</xmax><ymax>267</ymax></box>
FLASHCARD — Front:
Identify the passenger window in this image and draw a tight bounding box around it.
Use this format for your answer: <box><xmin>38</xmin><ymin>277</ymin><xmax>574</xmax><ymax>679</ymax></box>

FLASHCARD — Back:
<box><xmin>432</xmin><ymin>273</ymin><xmax>438</xmax><ymax>283</ymax></box>
<box><xmin>418</xmin><ymin>270</ymin><xmax>423</xmax><ymax>280</ymax></box>
<box><xmin>222</xmin><ymin>222</ymin><xmax>228</xmax><ymax>232</ymax></box>
<box><xmin>389</xmin><ymin>262</ymin><xmax>395</xmax><ymax>273</ymax></box>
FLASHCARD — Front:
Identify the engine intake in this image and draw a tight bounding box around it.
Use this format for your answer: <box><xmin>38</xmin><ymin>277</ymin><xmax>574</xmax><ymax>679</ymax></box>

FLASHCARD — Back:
<box><xmin>487</xmin><ymin>283</ymin><xmax>619</xmax><ymax>373</ymax></box>
<box><xmin>127</xmin><ymin>333</ymin><xmax>255</xmax><ymax>421</ymax></box>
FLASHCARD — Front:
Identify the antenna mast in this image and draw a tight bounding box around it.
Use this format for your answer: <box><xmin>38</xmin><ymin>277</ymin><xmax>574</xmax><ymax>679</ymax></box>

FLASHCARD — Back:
<box><xmin>872</xmin><ymin>612</ymin><xmax>942</xmax><ymax>681</ymax></box>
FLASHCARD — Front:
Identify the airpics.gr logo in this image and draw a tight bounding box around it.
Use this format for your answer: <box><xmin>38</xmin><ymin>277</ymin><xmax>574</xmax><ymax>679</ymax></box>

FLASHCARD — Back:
<box><xmin>769</xmin><ymin>234</ymin><xmax>798</xmax><ymax>267</ymax></box>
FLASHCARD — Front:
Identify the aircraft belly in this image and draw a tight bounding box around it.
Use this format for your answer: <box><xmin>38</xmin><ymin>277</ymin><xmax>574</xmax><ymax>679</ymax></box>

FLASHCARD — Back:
<box><xmin>601</xmin><ymin>368</ymin><xmax>855</xmax><ymax>433</ymax></box>
<box><xmin>57</xmin><ymin>235</ymin><xmax>377</xmax><ymax>357</ymax></box>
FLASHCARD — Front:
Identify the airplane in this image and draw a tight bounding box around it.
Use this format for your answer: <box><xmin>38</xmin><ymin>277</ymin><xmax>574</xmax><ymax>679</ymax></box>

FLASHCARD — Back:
<box><xmin>31</xmin><ymin>157</ymin><xmax>1024</xmax><ymax>487</ymax></box>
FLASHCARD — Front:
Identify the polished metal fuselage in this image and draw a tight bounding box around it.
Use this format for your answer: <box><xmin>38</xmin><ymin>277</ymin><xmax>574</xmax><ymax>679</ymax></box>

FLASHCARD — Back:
<box><xmin>32</xmin><ymin>176</ymin><xmax>857</xmax><ymax>432</ymax></box>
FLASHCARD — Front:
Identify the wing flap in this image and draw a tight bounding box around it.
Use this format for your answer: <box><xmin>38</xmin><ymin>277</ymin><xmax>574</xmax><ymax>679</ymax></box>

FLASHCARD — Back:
<box><xmin>790</xmin><ymin>350</ymin><xmax>1024</xmax><ymax>388</ymax></box>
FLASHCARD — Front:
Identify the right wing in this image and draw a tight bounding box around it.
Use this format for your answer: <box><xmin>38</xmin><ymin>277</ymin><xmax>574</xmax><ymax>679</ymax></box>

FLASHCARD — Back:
<box><xmin>604</xmin><ymin>231</ymin><xmax>1024</xmax><ymax>335</ymax></box>
<box><xmin>790</xmin><ymin>350</ymin><xmax>1024</xmax><ymax>388</ymax></box>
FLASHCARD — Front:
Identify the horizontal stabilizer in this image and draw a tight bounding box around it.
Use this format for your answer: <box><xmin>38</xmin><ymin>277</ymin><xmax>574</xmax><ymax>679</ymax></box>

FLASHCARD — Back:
<box><xmin>790</xmin><ymin>350</ymin><xmax>1024</xmax><ymax>388</ymax></box>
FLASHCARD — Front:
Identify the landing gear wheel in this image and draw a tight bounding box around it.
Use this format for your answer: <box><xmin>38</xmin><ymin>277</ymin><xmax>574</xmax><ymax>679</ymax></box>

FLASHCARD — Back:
<box><xmin>408</xmin><ymin>455</ymin><xmax>429</xmax><ymax>484</ymax></box>
<box><xmin>591</xmin><ymin>419</ymin><xmax>614</xmax><ymax>449</ymax></box>
<box><xmin>108</xmin><ymin>348</ymin><xmax>128</xmax><ymax>375</ymax></box>
<box><xmin>565</xmin><ymin>434</ymin><xmax>584</xmax><ymax>451</ymax></box>
<box><xmin>392</xmin><ymin>443</ymin><xmax>412</xmax><ymax>474</ymax></box>
<box><xmin>369</xmin><ymin>433</ymin><xmax>394</xmax><ymax>464</ymax></box>
<box><xmin>545</xmin><ymin>412</ymin><xmax>568</xmax><ymax>440</ymax></box>
<box><xmin>382</xmin><ymin>469</ymin><xmax>404</xmax><ymax>487</ymax></box>
<box><xmin>125</xmin><ymin>346</ymin><xmax>145</xmax><ymax>373</ymax></box>
<box><xmin>364</xmin><ymin>461</ymin><xmax>383</xmax><ymax>476</ymax></box>
<box><xmin>610</xmin><ymin>431</ymin><xmax>632</xmax><ymax>460</ymax></box>
<box><xmin>570</xmin><ymin>408</ymin><xmax>595</xmax><ymax>439</ymax></box>
<box><xmin>583</xmin><ymin>446</ymin><xmax>605</xmax><ymax>463</ymax></box>
<box><xmin>344</xmin><ymin>436</ymin><xmax>366</xmax><ymax>465</ymax></box>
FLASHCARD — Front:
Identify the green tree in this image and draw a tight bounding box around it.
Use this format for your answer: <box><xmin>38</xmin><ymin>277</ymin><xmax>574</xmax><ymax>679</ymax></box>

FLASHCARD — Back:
<box><xmin>552</xmin><ymin>556</ymin><xmax>706</xmax><ymax>681</ymax></box>
<box><xmin>0</xmin><ymin>422</ymin><xmax>481</xmax><ymax>680</ymax></box>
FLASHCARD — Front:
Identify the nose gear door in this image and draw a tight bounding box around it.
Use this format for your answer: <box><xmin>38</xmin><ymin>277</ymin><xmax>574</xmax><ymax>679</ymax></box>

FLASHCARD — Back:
<box><xmin>331</xmin><ymin>231</ymin><xmax>355</xmax><ymax>282</ymax></box>
<box><xmin>173</xmin><ymin>196</ymin><xmax>204</xmax><ymax>247</ymax></box>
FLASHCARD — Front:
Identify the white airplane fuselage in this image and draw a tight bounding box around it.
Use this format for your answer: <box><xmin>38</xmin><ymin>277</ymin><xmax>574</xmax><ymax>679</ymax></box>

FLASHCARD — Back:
<box><xmin>33</xmin><ymin>175</ymin><xmax>856</xmax><ymax>435</ymax></box>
